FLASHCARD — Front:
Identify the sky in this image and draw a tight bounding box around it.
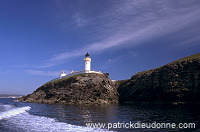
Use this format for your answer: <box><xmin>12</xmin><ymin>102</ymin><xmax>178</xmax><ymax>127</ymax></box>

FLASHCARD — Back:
<box><xmin>0</xmin><ymin>0</ymin><xmax>200</xmax><ymax>95</ymax></box>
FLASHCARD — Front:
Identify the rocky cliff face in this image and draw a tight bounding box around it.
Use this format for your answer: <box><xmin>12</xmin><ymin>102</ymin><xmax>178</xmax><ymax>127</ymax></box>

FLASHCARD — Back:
<box><xmin>118</xmin><ymin>53</ymin><xmax>200</xmax><ymax>103</ymax></box>
<box><xmin>18</xmin><ymin>73</ymin><xmax>118</xmax><ymax>104</ymax></box>
<box><xmin>18</xmin><ymin>53</ymin><xmax>200</xmax><ymax>104</ymax></box>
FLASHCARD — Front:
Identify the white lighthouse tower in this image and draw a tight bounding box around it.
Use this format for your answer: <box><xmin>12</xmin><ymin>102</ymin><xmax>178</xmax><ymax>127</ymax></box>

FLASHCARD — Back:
<box><xmin>84</xmin><ymin>52</ymin><xmax>91</xmax><ymax>73</ymax></box>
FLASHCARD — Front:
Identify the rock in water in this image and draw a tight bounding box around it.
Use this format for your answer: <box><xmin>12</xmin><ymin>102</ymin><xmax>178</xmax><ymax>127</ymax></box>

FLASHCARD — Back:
<box><xmin>118</xmin><ymin>53</ymin><xmax>200</xmax><ymax>103</ymax></box>
<box><xmin>18</xmin><ymin>73</ymin><xmax>118</xmax><ymax>104</ymax></box>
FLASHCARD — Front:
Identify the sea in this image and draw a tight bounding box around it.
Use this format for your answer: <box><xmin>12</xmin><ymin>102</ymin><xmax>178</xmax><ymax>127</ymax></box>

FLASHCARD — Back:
<box><xmin>0</xmin><ymin>98</ymin><xmax>199</xmax><ymax>132</ymax></box>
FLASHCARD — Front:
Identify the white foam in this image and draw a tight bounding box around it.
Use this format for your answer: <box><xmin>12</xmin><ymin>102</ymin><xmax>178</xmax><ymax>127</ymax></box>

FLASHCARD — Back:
<box><xmin>0</xmin><ymin>104</ymin><xmax>113</xmax><ymax>132</ymax></box>
<box><xmin>9</xmin><ymin>113</ymin><xmax>111</xmax><ymax>132</ymax></box>
<box><xmin>0</xmin><ymin>104</ymin><xmax>13</xmax><ymax>111</ymax></box>
<box><xmin>0</xmin><ymin>106</ymin><xmax>31</xmax><ymax>120</ymax></box>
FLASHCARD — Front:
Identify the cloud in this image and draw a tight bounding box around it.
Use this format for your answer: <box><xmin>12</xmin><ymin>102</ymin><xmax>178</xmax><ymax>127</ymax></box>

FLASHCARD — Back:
<box><xmin>52</xmin><ymin>10</ymin><xmax>200</xmax><ymax>57</ymax></box>
<box><xmin>44</xmin><ymin>0</ymin><xmax>200</xmax><ymax>67</ymax></box>
<box><xmin>25</xmin><ymin>70</ymin><xmax>61</xmax><ymax>76</ymax></box>
<box><xmin>100</xmin><ymin>54</ymin><xmax>127</xmax><ymax>70</ymax></box>
<box><xmin>72</xmin><ymin>13</ymin><xmax>87</xmax><ymax>27</ymax></box>
<box><xmin>36</xmin><ymin>63</ymin><xmax>61</xmax><ymax>69</ymax></box>
<box><xmin>177</xmin><ymin>36</ymin><xmax>200</xmax><ymax>46</ymax></box>
<box><xmin>10</xmin><ymin>65</ymin><xmax>27</xmax><ymax>68</ymax></box>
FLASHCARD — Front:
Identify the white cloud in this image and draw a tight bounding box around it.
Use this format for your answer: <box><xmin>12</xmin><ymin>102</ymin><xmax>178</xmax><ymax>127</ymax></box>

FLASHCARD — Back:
<box><xmin>72</xmin><ymin>13</ymin><xmax>87</xmax><ymax>27</ymax></box>
<box><xmin>51</xmin><ymin>9</ymin><xmax>200</xmax><ymax>58</ymax></box>
<box><xmin>44</xmin><ymin>0</ymin><xmax>200</xmax><ymax>67</ymax></box>
<box><xmin>10</xmin><ymin>65</ymin><xmax>27</xmax><ymax>68</ymax></box>
<box><xmin>177</xmin><ymin>36</ymin><xmax>200</xmax><ymax>46</ymax></box>
<box><xmin>25</xmin><ymin>70</ymin><xmax>61</xmax><ymax>77</ymax></box>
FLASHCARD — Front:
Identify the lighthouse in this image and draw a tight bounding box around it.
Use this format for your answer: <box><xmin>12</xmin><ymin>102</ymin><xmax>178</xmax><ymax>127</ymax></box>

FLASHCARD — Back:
<box><xmin>84</xmin><ymin>52</ymin><xmax>91</xmax><ymax>72</ymax></box>
<box><xmin>55</xmin><ymin>53</ymin><xmax>103</xmax><ymax>81</ymax></box>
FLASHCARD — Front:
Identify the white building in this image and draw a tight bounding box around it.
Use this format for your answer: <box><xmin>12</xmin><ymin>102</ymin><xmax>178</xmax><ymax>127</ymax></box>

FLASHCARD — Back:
<box><xmin>58</xmin><ymin>53</ymin><xmax>102</xmax><ymax>80</ymax></box>
<box><xmin>60</xmin><ymin>71</ymin><xmax>67</xmax><ymax>78</ymax></box>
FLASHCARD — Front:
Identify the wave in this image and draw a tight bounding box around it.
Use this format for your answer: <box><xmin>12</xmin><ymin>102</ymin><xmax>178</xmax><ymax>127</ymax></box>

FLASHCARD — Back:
<box><xmin>0</xmin><ymin>104</ymin><xmax>112</xmax><ymax>132</ymax></box>
<box><xmin>0</xmin><ymin>104</ymin><xmax>12</xmax><ymax>112</ymax></box>
<box><xmin>0</xmin><ymin>106</ymin><xmax>30</xmax><ymax>120</ymax></box>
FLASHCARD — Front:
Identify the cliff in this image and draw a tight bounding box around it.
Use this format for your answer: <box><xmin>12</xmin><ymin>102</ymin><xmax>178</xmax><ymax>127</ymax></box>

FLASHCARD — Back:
<box><xmin>18</xmin><ymin>53</ymin><xmax>200</xmax><ymax>105</ymax></box>
<box><xmin>118</xmin><ymin>53</ymin><xmax>200</xmax><ymax>103</ymax></box>
<box><xmin>18</xmin><ymin>73</ymin><xmax>118</xmax><ymax>105</ymax></box>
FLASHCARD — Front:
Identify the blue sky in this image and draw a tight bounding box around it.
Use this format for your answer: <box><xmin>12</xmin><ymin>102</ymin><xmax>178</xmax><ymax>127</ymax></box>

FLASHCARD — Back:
<box><xmin>0</xmin><ymin>0</ymin><xmax>200</xmax><ymax>95</ymax></box>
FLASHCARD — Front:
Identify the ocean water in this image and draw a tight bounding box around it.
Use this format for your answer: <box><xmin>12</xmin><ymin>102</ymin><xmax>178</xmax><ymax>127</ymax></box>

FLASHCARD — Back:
<box><xmin>0</xmin><ymin>98</ymin><xmax>199</xmax><ymax>132</ymax></box>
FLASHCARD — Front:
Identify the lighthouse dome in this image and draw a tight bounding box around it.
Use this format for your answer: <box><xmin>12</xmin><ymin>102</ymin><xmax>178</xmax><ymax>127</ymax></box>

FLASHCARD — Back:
<box><xmin>85</xmin><ymin>52</ymin><xmax>90</xmax><ymax>57</ymax></box>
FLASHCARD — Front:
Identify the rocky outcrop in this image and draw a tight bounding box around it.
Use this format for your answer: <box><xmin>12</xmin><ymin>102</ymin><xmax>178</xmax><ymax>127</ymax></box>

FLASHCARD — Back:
<box><xmin>18</xmin><ymin>53</ymin><xmax>200</xmax><ymax>104</ymax></box>
<box><xmin>18</xmin><ymin>73</ymin><xmax>118</xmax><ymax>105</ymax></box>
<box><xmin>118</xmin><ymin>53</ymin><xmax>200</xmax><ymax>103</ymax></box>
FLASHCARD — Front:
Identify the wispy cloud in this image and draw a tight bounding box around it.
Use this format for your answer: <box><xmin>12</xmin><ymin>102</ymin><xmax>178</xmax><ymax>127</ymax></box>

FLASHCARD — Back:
<box><xmin>44</xmin><ymin>0</ymin><xmax>200</xmax><ymax>67</ymax></box>
<box><xmin>72</xmin><ymin>13</ymin><xmax>87</xmax><ymax>27</ymax></box>
<box><xmin>25</xmin><ymin>70</ymin><xmax>61</xmax><ymax>76</ymax></box>
<box><xmin>10</xmin><ymin>65</ymin><xmax>27</xmax><ymax>68</ymax></box>
<box><xmin>177</xmin><ymin>36</ymin><xmax>200</xmax><ymax>46</ymax></box>
<box><xmin>100</xmin><ymin>54</ymin><xmax>128</xmax><ymax>70</ymax></box>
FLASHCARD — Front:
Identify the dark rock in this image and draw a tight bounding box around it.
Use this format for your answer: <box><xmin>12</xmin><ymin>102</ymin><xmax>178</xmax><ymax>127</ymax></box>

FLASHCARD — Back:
<box><xmin>118</xmin><ymin>53</ymin><xmax>200</xmax><ymax>103</ymax></box>
<box><xmin>18</xmin><ymin>73</ymin><xmax>118</xmax><ymax>105</ymax></box>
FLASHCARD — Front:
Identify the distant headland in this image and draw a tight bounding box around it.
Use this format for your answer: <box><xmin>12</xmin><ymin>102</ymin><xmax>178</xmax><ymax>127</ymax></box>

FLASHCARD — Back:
<box><xmin>17</xmin><ymin>53</ymin><xmax>200</xmax><ymax>104</ymax></box>
<box><xmin>0</xmin><ymin>94</ymin><xmax>23</xmax><ymax>98</ymax></box>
